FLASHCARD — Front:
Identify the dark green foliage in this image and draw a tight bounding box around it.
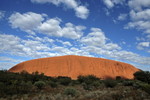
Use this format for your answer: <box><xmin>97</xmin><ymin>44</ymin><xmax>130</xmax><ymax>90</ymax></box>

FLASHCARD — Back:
<box><xmin>1</xmin><ymin>69</ymin><xmax>150</xmax><ymax>100</ymax></box>
<box><xmin>116</xmin><ymin>76</ymin><xmax>122</xmax><ymax>80</ymax></box>
<box><xmin>77</xmin><ymin>75</ymin><xmax>100</xmax><ymax>84</ymax></box>
<box><xmin>123</xmin><ymin>80</ymin><xmax>134</xmax><ymax>86</ymax></box>
<box><xmin>48</xmin><ymin>81</ymin><xmax>57</xmax><ymax>88</ymax></box>
<box><xmin>103</xmin><ymin>79</ymin><xmax>117</xmax><ymax>88</ymax></box>
<box><xmin>78</xmin><ymin>75</ymin><xmax>101</xmax><ymax>90</ymax></box>
<box><xmin>82</xmin><ymin>83</ymin><xmax>92</xmax><ymax>90</ymax></box>
<box><xmin>134</xmin><ymin>71</ymin><xmax>150</xmax><ymax>84</ymax></box>
<box><xmin>34</xmin><ymin>81</ymin><xmax>46</xmax><ymax>89</ymax></box>
<box><xmin>64</xmin><ymin>87</ymin><xmax>79</xmax><ymax>97</ymax></box>
<box><xmin>77</xmin><ymin>75</ymin><xmax>86</xmax><ymax>83</ymax></box>
<box><xmin>57</xmin><ymin>76</ymin><xmax>72</xmax><ymax>86</ymax></box>
<box><xmin>91</xmin><ymin>80</ymin><xmax>101</xmax><ymax>88</ymax></box>
<box><xmin>139</xmin><ymin>83</ymin><xmax>150</xmax><ymax>94</ymax></box>
<box><xmin>70</xmin><ymin>80</ymin><xmax>80</xmax><ymax>86</ymax></box>
<box><xmin>0</xmin><ymin>70</ymin><xmax>52</xmax><ymax>97</ymax></box>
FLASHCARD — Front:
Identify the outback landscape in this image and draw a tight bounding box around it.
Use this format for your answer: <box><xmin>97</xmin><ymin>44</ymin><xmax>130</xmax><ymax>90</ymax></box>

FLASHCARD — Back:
<box><xmin>0</xmin><ymin>55</ymin><xmax>150</xmax><ymax>100</ymax></box>
<box><xmin>0</xmin><ymin>0</ymin><xmax>150</xmax><ymax>100</ymax></box>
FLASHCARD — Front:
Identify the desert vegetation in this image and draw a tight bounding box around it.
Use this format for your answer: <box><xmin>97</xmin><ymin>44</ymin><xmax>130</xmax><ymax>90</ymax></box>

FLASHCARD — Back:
<box><xmin>0</xmin><ymin>70</ymin><xmax>150</xmax><ymax>100</ymax></box>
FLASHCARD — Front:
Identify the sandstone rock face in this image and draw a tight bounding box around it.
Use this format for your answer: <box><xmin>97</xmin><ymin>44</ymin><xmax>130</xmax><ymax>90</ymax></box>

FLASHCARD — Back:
<box><xmin>9</xmin><ymin>55</ymin><xmax>139</xmax><ymax>79</ymax></box>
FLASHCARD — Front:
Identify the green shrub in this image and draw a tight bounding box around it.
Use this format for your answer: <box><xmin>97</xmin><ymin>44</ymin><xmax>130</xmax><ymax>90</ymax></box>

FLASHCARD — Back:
<box><xmin>0</xmin><ymin>82</ymin><xmax>5</xmax><ymax>96</ymax></box>
<box><xmin>103</xmin><ymin>79</ymin><xmax>117</xmax><ymax>88</ymax></box>
<box><xmin>16</xmin><ymin>81</ymin><xmax>33</xmax><ymax>94</ymax></box>
<box><xmin>57</xmin><ymin>76</ymin><xmax>72</xmax><ymax>86</ymax></box>
<box><xmin>34</xmin><ymin>81</ymin><xmax>46</xmax><ymax>89</ymax></box>
<box><xmin>64</xmin><ymin>87</ymin><xmax>79</xmax><ymax>97</ymax></box>
<box><xmin>77</xmin><ymin>75</ymin><xmax>86</xmax><ymax>83</ymax></box>
<box><xmin>77</xmin><ymin>75</ymin><xmax>100</xmax><ymax>85</ymax></box>
<box><xmin>91</xmin><ymin>81</ymin><xmax>101</xmax><ymax>88</ymax></box>
<box><xmin>134</xmin><ymin>71</ymin><xmax>150</xmax><ymax>84</ymax></box>
<box><xmin>70</xmin><ymin>80</ymin><xmax>80</xmax><ymax>86</ymax></box>
<box><xmin>48</xmin><ymin>81</ymin><xmax>57</xmax><ymax>88</ymax></box>
<box><xmin>116</xmin><ymin>76</ymin><xmax>122</xmax><ymax>80</ymax></box>
<box><xmin>139</xmin><ymin>83</ymin><xmax>150</xmax><ymax>94</ymax></box>
<box><xmin>82</xmin><ymin>83</ymin><xmax>92</xmax><ymax>90</ymax></box>
<box><xmin>123</xmin><ymin>80</ymin><xmax>134</xmax><ymax>86</ymax></box>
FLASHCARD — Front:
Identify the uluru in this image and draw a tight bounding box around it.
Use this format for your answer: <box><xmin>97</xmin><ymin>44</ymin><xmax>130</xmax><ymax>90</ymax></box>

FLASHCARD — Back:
<box><xmin>9</xmin><ymin>55</ymin><xmax>139</xmax><ymax>79</ymax></box>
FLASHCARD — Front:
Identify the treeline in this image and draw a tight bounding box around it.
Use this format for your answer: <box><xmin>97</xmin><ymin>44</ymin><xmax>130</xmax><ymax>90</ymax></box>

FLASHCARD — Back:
<box><xmin>0</xmin><ymin>70</ymin><xmax>150</xmax><ymax>98</ymax></box>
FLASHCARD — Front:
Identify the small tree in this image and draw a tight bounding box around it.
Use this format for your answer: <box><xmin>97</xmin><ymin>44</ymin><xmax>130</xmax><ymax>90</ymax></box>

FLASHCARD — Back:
<box><xmin>134</xmin><ymin>71</ymin><xmax>150</xmax><ymax>84</ymax></box>
<box><xmin>64</xmin><ymin>88</ymin><xmax>79</xmax><ymax>97</ymax></box>
<box><xmin>77</xmin><ymin>75</ymin><xmax>100</xmax><ymax>84</ymax></box>
<box><xmin>48</xmin><ymin>81</ymin><xmax>57</xmax><ymax>88</ymax></box>
<box><xmin>116</xmin><ymin>76</ymin><xmax>122</xmax><ymax>80</ymax></box>
<box><xmin>34</xmin><ymin>81</ymin><xmax>46</xmax><ymax>89</ymax></box>
<box><xmin>104</xmin><ymin>79</ymin><xmax>117</xmax><ymax>88</ymax></box>
<box><xmin>57</xmin><ymin>76</ymin><xmax>72</xmax><ymax>86</ymax></box>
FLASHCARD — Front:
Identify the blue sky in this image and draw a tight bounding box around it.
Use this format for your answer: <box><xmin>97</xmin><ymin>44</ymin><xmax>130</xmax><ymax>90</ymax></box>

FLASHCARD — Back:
<box><xmin>0</xmin><ymin>0</ymin><xmax>150</xmax><ymax>70</ymax></box>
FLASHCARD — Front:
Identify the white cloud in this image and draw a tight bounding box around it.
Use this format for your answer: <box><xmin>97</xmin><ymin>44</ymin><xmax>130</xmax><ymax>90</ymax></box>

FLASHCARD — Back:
<box><xmin>0</xmin><ymin>56</ymin><xmax>24</xmax><ymax>70</ymax></box>
<box><xmin>9</xmin><ymin>12</ymin><xmax>45</xmax><ymax>35</ymax></box>
<box><xmin>126</xmin><ymin>9</ymin><xmax>150</xmax><ymax>34</ymax></box>
<box><xmin>9</xmin><ymin>12</ymin><xmax>86</xmax><ymax>39</ymax></box>
<box><xmin>56</xmin><ymin>39</ymin><xmax>72</xmax><ymax>46</ymax></box>
<box><xmin>75</xmin><ymin>6</ymin><xmax>89</xmax><ymax>19</ymax></box>
<box><xmin>118</xmin><ymin>13</ymin><xmax>127</xmax><ymax>21</ymax></box>
<box><xmin>31</xmin><ymin>0</ymin><xmax>89</xmax><ymax>19</ymax></box>
<box><xmin>81</xmin><ymin>28</ymin><xmax>107</xmax><ymax>47</ymax></box>
<box><xmin>0</xmin><ymin>57</ymin><xmax>23</xmax><ymax>63</ymax></box>
<box><xmin>38</xmin><ymin>18</ymin><xmax>62</xmax><ymax>37</ymax></box>
<box><xmin>103</xmin><ymin>0</ymin><xmax>114</xmax><ymax>8</ymax></box>
<box><xmin>130</xmin><ymin>9</ymin><xmax>150</xmax><ymax>21</ymax></box>
<box><xmin>0</xmin><ymin>34</ymin><xmax>22</xmax><ymax>53</ymax></box>
<box><xmin>126</xmin><ymin>1</ymin><xmax>150</xmax><ymax>39</ymax></box>
<box><xmin>0</xmin><ymin>62</ymin><xmax>17</xmax><ymax>70</ymax></box>
<box><xmin>62</xmin><ymin>41</ymin><xmax>72</xmax><ymax>46</ymax></box>
<box><xmin>27</xmin><ymin>35</ymin><xmax>54</xmax><ymax>43</ymax></box>
<box><xmin>38</xmin><ymin>19</ymin><xmax>86</xmax><ymax>39</ymax></box>
<box><xmin>103</xmin><ymin>0</ymin><xmax>125</xmax><ymax>8</ymax></box>
<box><xmin>103</xmin><ymin>43</ymin><xmax>121</xmax><ymax>50</ymax></box>
<box><xmin>0</xmin><ymin>11</ymin><xmax>5</xmax><ymax>20</ymax></box>
<box><xmin>0</xmin><ymin>34</ymin><xmax>51</xmax><ymax>57</ymax></box>
<box><xmin>128</xmin><ymin>0</ymin><xmax>150</xmax><ymax>11</ymax></box>
<box><xmin>111</xmin><ymin>50</ymin><xmax>150</xmax><ymax>65</ymax></box>
<box><xmin>79</xmin><ymin>27</ymin><xmax>150</xmax><ymax>66</ymax></box>
<box><xmin>81</xmin><ymin>46</ymin><xmax>150</xmax><ymax>66</ymax></box>
<box><xmin>59</xmin><ymin>23</ymin><xmax>86</xmax><ymax>39</ymax></box>
<box><xmin>81</xmin><ymin>28</ymin><xmax>121</xmax><ymax>50</ymax></box>
<box><xmin>126</xmin><ymin>11</ymin><xmax>149</xmax><ymax>32</ymax></box>
<box><xmin>137</xmin><ymin>42</ymin><xmax>150</xmax><ymax>53</ymax></box>
<box><xmin>138</xmin><ymin>42</ymin><xmax>150</xmax><ymax>48</ymax></box>
<box><xmin>126</xmin><ymin>20</ymin><xmax>150</xmax><ymax>33</ymax></box>
<box><xmin>0</xmin><ymin>33</ymin><xmax>90</xmax><ymax>59</ymax></box>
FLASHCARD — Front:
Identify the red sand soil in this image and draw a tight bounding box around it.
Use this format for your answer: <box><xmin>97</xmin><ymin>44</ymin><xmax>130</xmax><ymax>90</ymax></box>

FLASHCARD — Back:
<box><xmin>8</xmin><ymin>55</ymin><xmax>139</xmax><ymax>79</ymax></box>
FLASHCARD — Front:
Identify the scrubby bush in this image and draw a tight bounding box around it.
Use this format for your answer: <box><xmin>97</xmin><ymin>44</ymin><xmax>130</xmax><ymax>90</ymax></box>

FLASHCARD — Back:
<box><xmin>70</xmin><ymin>80</ymin><xmax>80</xmax><ymax>86</ymax></box>
<box><xmin>64</xmin><ymin>87</ymin><xmax>79</xmax><ymax>97</ymax></box>
<box><xmin>18</xmin><ymin>81</ymin><xmax>32</xmax><ymax>94</ymax></box>
<box><xmin>57</xmin><ymin>76</ymin><xmax>72</xmax><ymax>86</ymax></box>
<box><xmin>91</xmin><ymin>80</ymin><xmax>101</xmax><ymax>88</ymax></box>
<box><xmin>77</xmin><ymin>75</ymin><xmax>86</xmax><ymax>83</ymax></box>
<box><xmin>103</xmin><ymin>79</ymin><xmax>117</xmax><ymax>88</ymax></box>
<box><xmin>123</xmin><ymin>80</ymin><xmax>134</xmax><ymax>86</ymax></box>
<box><xmin>82</xmin><ymin>83</ymin><xmax>92</xmax><ymax>90</ymax></box>
<box><xmin>34</xmin><ymin>81</ymin><xmax>46</xmax><ymax>89</ymax></box>
<box><xmin>48</xmin><ymin>81</ymin><xmax>57</xmax><ymax>88</ymax></box>
<box><xmin>134</xmin><ymin>71</ymin><xmax>150</xmax><ymax>84</ymax></box>
<box><xmin>139</xmin><ymin>83</ymin><xmax>150</xmax><ymax>94</ymax></box>
<box><xmin>77</xmin><ymin>75</ymin><xmax>100</xmax><ymax>85</ymax></box>
<box><xmin>116</xmin><ymin>76</ymin><xmax>122</xmax><ymax>81</ymax></box>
